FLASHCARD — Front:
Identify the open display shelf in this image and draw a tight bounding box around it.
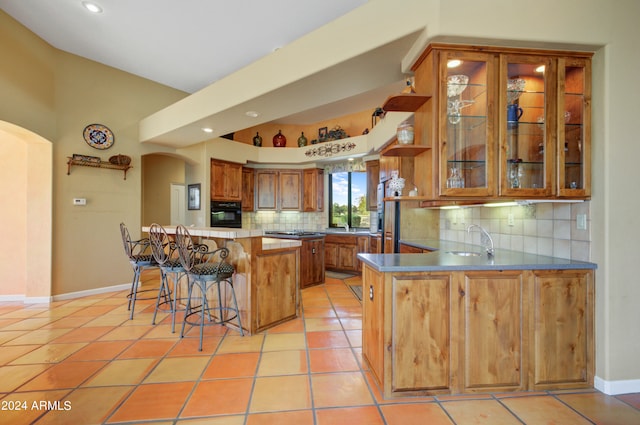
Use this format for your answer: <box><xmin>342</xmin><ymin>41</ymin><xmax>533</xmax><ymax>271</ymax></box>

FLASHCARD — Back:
<box><xmin>67</xmin><ymin>157</ymin><xmax>132</xmax><ymax>180</ymax></box>
<box><xmin>382</xmin><ymin>93</ymin><xmax>430</xmax><ymax>112</ymax></box>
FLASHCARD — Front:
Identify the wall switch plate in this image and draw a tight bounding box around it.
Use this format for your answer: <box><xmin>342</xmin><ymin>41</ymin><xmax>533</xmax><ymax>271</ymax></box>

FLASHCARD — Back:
<box><xmin>577</xmin><ymin>213</ymin><xmax>587</xmax><ymax>230</ymax></box>
<box><xmin>507</xmin><ymin>213</ymin><xmax>515</xmax><ymax>226</ymax></box>
<box><xmin>73</xmin><ymin>198</ymin><xmax>87</xmax><ymax>206</ymax></box>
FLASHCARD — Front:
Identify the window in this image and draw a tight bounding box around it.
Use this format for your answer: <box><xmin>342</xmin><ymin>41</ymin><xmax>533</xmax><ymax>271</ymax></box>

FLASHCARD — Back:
<box><xmin>329</xmin><ymin>171</ymin><xmax>369</xmax><ymax>229</ymax></box>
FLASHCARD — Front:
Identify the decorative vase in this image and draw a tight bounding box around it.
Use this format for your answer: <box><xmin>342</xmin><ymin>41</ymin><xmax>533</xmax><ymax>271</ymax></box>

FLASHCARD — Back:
<box><xmin>388</xmin><ymin>171</ymin><xmax>406</xmax><ymax>196</ymax></box>
<box><xmin>297</xmin><ymin>132</ymin><xmax>308</xmax><ymax>147</ymax></box>
<box><xmin>396</xmin><ymin>121</ymin><xmax>414</xmax><ymax>145</ymax></box>
<box><xmin>252</xmin><ymin>132</ymin><xmax>262</xmax><ymax>147</ymax></box>
<box><xmin>273</xmin><ymin>130</ymin><xmax>286</xmax><ymax>147</ymax></box>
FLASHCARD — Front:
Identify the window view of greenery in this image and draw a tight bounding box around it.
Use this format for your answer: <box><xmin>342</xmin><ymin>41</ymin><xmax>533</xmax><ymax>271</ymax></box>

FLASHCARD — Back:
<box><xmin>329</xmin><ymin>171</ymin><xmax>369</xmax><ymax>229</ymax></box>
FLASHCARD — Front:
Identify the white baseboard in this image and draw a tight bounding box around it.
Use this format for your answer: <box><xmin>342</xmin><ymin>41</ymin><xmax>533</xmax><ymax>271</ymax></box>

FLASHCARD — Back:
<box><xmin>52</xmin><ymin>283</ymin><xmax>130</xmax><ymax>301</ymax></box>
<box><xmin>594</xmin><ymin>376</ymin><xmax>640</xmax><ymax>395</ymax></box>
<box><xmin>0</xmin><ymin>295</ymin><xmax>52</xmax><ymax>304</ymax></box>
<box><xmin>25</xmin><ymin>296</ymin><xmax>53</xmax><ymax>304</ymax></box>
<box><xmin>0</xmin><ymin>294</ymin><xmax>28</xmax><ymax>302</ymax></box>
<box><xmin>0</xmin><ymin>284</ymin><xmax>130</xmax><ymax>304</ymax></box>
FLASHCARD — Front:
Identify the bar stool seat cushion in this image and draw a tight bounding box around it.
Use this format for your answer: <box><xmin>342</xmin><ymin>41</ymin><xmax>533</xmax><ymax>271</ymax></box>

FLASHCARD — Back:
<box><xmin>131</xmin><ymin>254</ymin><xmax>154</xmax><ymax>264</ymax></box>
<box><xmin>192</xmin><ymin>262</ymin><xmax>234</xmax><ymax>277</ymax></box>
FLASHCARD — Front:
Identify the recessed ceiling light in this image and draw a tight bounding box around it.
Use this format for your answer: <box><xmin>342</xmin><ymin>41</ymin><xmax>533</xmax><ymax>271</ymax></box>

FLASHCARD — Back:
<box><xmin>245</xmin><ymin>111</ymin><xmax>259</xmax><ymax>118</ymax></box>
<box><xmin>202</xmin><ymin>127</ymin><xmax>213</xmax><ymax>133</ymax></box>
<box><xmin>447</xmin><ymin>60</ymin><xmax>462</xmax><ymax>68</ymax></box>
<box><xmin>82</xmin><ymin>1</ymin><xmax>103</xmax><ymax>13</ymax></box>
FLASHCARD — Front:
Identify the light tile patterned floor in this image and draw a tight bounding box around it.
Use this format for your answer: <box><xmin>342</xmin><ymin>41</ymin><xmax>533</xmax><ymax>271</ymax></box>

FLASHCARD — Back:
<box><xmin>0</xmin><ymin>271</ymin><xmax>639</xmax><ymax>424</ymax></box>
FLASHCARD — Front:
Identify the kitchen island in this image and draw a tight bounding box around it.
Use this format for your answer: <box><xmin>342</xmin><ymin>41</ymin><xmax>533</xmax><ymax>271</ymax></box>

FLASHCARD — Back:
<box><xmin>357</xmin><ymin>247</ymin><xmax>596</xmax><ymax>398</ymax></box>
<box><xmin>142</xmin><ymin>226</ymin><xmax>301</xmax><ymax>335</ymax></box>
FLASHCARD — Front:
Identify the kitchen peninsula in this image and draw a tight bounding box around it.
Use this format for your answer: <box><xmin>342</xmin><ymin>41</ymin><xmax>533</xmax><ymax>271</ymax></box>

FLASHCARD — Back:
<box><xmin>142</xmin><ymin>226</ymin><xmax>301</xmax><ymax>335</ymax></box>
<box><xmin>358</xmin><ymin>246</ymin><xmax>596</xmax><ymax>398</ymax></box>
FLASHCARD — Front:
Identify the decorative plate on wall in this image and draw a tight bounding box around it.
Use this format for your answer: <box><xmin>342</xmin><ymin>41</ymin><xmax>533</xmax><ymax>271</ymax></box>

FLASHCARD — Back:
<box><xmin>83</xmin><ymin>124</ymin><xmax>114</xmax><ymax>150</ymax></box>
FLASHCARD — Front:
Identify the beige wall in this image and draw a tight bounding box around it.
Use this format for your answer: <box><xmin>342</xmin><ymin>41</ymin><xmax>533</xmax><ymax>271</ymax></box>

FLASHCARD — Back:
<box><xmin>0</xmin><ymin>128</ymin><xmax>28</xmax><ymax>296</ymax></box>
<box><xmin>50</xmin><ymin>51</ymin><xmax>187</xmax><ymax>295</ymax></box>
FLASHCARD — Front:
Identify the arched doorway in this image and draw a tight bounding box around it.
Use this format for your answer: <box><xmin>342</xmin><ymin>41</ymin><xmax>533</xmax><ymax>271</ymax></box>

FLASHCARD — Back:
<box><xmin>0</xmin><ymin>121</ymin><xmax>53</xmax><ymax>301</ymax></box>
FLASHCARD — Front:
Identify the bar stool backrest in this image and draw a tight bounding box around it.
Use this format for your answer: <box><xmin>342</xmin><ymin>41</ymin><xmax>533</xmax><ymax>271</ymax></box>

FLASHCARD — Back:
<box><xmin>175</xmin><ymin>224</ymin><xmax>197</xmax><ymax>272</ymax></box>
<box><xmin>148</xmin><ymin>223</ymin><xmax>171</xmax><ymax>266</ymax></box>
<box><xmin>120</xmin><ymin>222</ymin><xmax>135</xmax><ymax>258</ymax></box>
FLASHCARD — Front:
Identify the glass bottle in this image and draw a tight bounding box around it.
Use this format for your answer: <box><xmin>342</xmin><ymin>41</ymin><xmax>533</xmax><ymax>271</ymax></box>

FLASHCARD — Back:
<box><xmin>297</xmin><ymin>132</ymin><xmax>308</xmax><ymax>147</ymax></box>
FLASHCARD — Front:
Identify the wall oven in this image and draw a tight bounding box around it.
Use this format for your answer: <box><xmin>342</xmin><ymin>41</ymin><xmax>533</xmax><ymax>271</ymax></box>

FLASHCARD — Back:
<box><xmin>210</xmin><ymin>201</ymin><xmax>242</xmax><ymax>228</ymax></box>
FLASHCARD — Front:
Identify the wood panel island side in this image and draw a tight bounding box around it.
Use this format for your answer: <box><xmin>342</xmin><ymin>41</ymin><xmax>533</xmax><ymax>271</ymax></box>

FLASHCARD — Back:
<box><xmin>358</xmin><ymin>247</ymin><xmax>596</xmax><ymax>398</ymax></box>
<box><xmin>142</xmin><ymin>226</ymin><xmax>301</xmax><ymax>335</ymax></box>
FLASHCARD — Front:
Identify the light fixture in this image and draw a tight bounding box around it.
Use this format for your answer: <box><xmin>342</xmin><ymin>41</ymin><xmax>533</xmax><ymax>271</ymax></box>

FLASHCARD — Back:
<box><xmin>535</xmin><ymin>65</ymin><xmax>545</xmax><ymax>73</ymax></box>
<box><xmin>440</xmin><ymin>205</ymin><xmax>460</xmax><ymax>210</ymax></box>
<box><xmin>483</xmin><ymin>201</ymin><xmax>519</xmax><ymax>208</ymax></box>
<box><xmin>447</xmin><ymin>59</ymin><xmax>462</xmax><ymax>68</ymax></box>
<box><xmin>202</xmin><ymin>127</ymin><xmax>213</xmax><ymax>133</ymax></box>
<box><xmin>245</xmin><ymin>111</ymin><xmax>259</xmax><ymax>118</ymax></box>
<box><xmin>82</xmin><ymin>1</ymin><xmax>103</xmax><ymax>13</ymax></box>
<box><xmin>347</xmin><ymin>158</ymin><xmax>354</xmax><ymax>161</ymax></box>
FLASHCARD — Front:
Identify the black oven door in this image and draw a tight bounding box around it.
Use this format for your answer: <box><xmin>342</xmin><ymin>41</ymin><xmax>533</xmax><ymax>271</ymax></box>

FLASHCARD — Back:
<box><xmin>210</xmin><ymin>201</ymin><xmax>242</xmax><ymax>228</ymax></box>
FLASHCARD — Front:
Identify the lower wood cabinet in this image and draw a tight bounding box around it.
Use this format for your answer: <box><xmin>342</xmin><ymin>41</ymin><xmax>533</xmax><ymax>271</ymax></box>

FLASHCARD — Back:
<box><xmin>253</xmin><ymin>249</ymin><xmax>298</xmax><ymax>333</ymax></box>
<box><xmin>300</xmin><ymin>238</ymin><xmax>325</xmax><ymax>288</ymax></box>
<box><xmin>398</xmin><ymin>242</ymin><xmax>430</xmax><ymax>253</ymax></box>
<box><xmin>369</xmin><ymin>234</ymin><xmax>381</xmax><ymax>254</ymax></box>
<box><xmin>324</xmin><ymin>234</ymin><xmax>369</xmax><ymax>272</ymax></box>
<box><xmin>361</xmin><ymin>265</ymin><xmax>594</xmax><ymax>398</ymax></box>
<box><xmin>531</xmin><ymin>269</ymin><xmax>594</xmax><ymax>390</ymax></box>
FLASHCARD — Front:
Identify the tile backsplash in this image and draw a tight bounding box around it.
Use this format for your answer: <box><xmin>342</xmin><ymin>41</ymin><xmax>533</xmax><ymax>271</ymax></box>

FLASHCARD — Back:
<box><xmin>243</xmin><ymin>201</ymin><xmax>591</xmax><ymax>262</ymax></box>
<box><xmin>243</xmin><ymin>211</ymin><xmax>326</xmax><ymax>232</ymax></box>
<box><xmin>438</xmin><ymin>201</ymin><xmax>591</xmax><ymax>261</ymax></box>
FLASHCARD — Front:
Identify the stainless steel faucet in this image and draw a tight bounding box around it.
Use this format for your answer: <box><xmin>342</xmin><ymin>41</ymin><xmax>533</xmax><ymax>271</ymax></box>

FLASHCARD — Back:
<box><xmin>467</xmin><ymin>224</ymin><xmax>494</xmax><ymax>257</ymax></box>
<box><xmin>343</xmin><ymin>223</ymin><xmax>349</xmax><ymax>232</ymax></box>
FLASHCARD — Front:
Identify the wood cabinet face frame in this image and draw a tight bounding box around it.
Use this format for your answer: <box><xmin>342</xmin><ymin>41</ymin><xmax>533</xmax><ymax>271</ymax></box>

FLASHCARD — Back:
<box><xmin>412</xmin><ymin>44</ymin><xmax>592</xmax><ymax>203</ymax></box>
<box><xmin>242</xmin><ymin>167</ymin><xmax>255</xmax><ymax>211</ymax></box>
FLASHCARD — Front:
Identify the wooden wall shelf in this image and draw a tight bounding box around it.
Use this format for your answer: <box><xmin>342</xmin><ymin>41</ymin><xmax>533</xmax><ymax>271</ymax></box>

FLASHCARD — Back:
<box><xmin>382</xmin><ymin>93</ymin><xmax>430</xmax><ymax>112</ymax></box>
<box><xmin>381</xmin><ymin>144</ymin><xmax>430</xmax><ymax>157</ymax></box>
<box><xmin>67</xmin><ymin>158</ymin><xmax>132</xmax><ymax>180</ymax></box>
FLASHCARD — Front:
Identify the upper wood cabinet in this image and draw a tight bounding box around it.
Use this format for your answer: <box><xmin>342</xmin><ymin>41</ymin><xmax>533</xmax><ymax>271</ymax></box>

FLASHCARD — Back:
<box><xmin>366</xmin><ymin>160</ymin><xmax>379</xmax><ymax>211</ymax></box>
<box><xmin>210</xmin><ymin>159</ymin><xmax>242</xmax><ymax>201</ymax></box>
<box><xmin>241</xmin><ymin>167</ymin><xmax>255</xmax><ymax>211</ymax></box>
<box><xmin>279</xmin><ymin>170</ymin><xmax>302</xmax><ymax>210</ymax></box>
<box><xmin>412</xmin><ymin>44</ymin><xmax>592</xmax><ymax>202</ymax></box>
<box><xmin>255</xmin><ymin>169</ymin><xmax>302</xmax><ymax>211</ymax></box>
<box><xmin>302</xmin><ymin>168</ymin><xmax>324</xmax><ymax>212</ymax></box>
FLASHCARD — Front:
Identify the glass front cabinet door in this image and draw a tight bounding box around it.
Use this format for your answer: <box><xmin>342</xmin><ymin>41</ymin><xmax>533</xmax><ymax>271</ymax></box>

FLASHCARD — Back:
<box><xmin>499</xmin><ymin>55</ymin><xmax>555</xmax><ymax>197</ymax></box>
<box><xmin>439</xmin><ymin>50</ymin><xmax>496</xmax><ymax>197</ymax></box>
<box><xmin>557</xmin><ymin>57</ymin><xmax>591</xmax><ymax>198</ymax></box>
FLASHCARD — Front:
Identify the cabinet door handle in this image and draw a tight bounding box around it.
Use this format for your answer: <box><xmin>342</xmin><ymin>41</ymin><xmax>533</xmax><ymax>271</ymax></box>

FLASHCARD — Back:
<box><xmin>369</xmin><ymin>285</ymin><xmax>374</xmax><ymax>301</ymax></box>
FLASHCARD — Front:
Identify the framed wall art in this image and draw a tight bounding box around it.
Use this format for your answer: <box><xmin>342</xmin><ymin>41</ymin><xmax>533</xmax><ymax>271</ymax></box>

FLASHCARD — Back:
<box><xmin>187</xmin><ymin>183</ymin><xmax>201</xmax><ymax>210</ymax></box>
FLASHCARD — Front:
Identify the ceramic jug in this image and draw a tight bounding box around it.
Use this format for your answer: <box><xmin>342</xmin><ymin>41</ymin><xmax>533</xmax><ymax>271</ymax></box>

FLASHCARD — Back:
<box><xmin>507</xmin><ymin>104</ymin><xmax>524</xmax><ymax>123</ymax></box>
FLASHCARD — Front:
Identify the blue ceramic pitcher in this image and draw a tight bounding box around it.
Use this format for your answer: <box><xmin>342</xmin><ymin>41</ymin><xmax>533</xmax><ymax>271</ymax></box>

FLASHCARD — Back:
<box><xmin>507</xmin><ymin>104</ymin><xmax>524</xmax><ymax>122</ymax></box>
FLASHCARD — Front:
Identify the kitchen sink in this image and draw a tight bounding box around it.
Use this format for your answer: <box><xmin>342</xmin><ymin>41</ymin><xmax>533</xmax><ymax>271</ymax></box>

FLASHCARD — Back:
<box><xmin>447</xmin><ymin>250</ymin><xmax>482</xmax><ymax>257</ymax></box>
